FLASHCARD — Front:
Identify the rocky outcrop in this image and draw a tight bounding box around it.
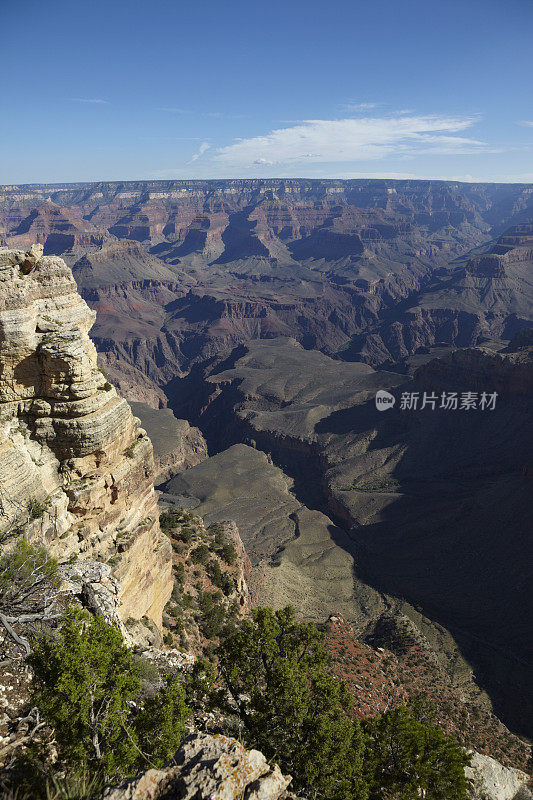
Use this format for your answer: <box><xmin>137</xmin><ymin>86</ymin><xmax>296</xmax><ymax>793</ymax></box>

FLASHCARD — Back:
<box><xmin>0</xmin><ymin>246</ymin><xmax>172</xmax><ymax>628</ymax></box>
<box><xmin>414</xmin><ymin>345</ymin><xmax>533</xmax><ymax>397</ymax></box>
<box><xmin>466</xmin><ymin>752</ymin><xmax>532</xmax><ymax>800</ymax></box>
<box><xmin>129</xmin><ymin>403</ymin><xmax>207</xmax><ymax>482</ymax></box>
<box><xmin>7</xmin><ymin>199</ymin><xmax>107</xmax><ymax>255</ymax></box>
<box><xmin>101</xmin><ymin>733</ymin><xmax>292</xmax><ymax>800</ymax></box>
<box><xmin>59</xmin><ymin>561</ymin><xmax>124</xmax><ymax>627</ymax></box>
<box><xmin>156</xmin><ymin>510</ymin><xmax>251</xmax><ymax>654</ymax></box>
<box><xmin>99</xmin><ymin>732</ymin><xmax>532</xmax><ymax>800</ymax></box>
<box><xmin>351</xmin><ymin>222</ymin><xmax>533</xmax><ymax>367</ymax></box>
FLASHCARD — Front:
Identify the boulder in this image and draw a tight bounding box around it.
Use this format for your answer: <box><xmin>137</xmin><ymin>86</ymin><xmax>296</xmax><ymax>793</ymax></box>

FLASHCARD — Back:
<box><xmin>101</xmin><ymin>732</ymin><xmax>291</xmax><ymax>800</ymax></box>
<box><xmin>466</xmin><ymin>751</ymin><xmax>533</xmax><ymax>800</ymax></box>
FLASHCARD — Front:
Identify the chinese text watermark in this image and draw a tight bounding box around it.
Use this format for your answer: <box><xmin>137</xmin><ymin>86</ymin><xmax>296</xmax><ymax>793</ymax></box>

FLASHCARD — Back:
<box><xmin>375</xmin><ymin>390</ymin><xmax>498</xmax><ymax>412</ymax></box>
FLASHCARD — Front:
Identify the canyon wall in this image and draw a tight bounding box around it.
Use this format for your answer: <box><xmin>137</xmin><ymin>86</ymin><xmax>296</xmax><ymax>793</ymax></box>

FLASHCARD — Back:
<box><xmin>1</xmin><ymin>179</ymin><xmax>532</xmax><ymax>403</ymax></box>
<box><xmin>0</xmin><ymin>245</ymin><xmax>172</xmax><ymax>627</ymax></box>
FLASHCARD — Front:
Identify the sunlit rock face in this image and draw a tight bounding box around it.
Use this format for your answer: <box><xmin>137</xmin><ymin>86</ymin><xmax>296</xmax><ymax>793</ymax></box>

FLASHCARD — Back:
<box><xmin>0</xmin><ymin>246</ymin><xmax>172</xmax><ymax>628</ymax></box>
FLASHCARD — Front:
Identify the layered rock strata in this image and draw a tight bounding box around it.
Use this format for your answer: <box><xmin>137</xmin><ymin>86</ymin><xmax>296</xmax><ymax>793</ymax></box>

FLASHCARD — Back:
<box><xmin>0</xmin><ymin>246</ymin><xmax>172</xmax><ymax>627</ymax></box>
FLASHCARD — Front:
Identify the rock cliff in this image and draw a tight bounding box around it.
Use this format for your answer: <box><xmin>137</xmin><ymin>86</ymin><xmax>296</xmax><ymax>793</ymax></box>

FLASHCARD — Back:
<box><xmin>129</xmin><ymin>402</ymin><xmax>207</xmax><ymax>483</ymax></box>
<box><xmin>465</xmin><ymin>753</ymin><xmax>532</xmax><ymax>800</ymax></box>
<box><xmin>0</xmin><ymin>245</ymin><xmax>172</xmax><ymax>627</ymax></box>
<box><xmin>350</xmin><ymin>222</ymin><xmax>533</xmax><ymax>367</ymax></box>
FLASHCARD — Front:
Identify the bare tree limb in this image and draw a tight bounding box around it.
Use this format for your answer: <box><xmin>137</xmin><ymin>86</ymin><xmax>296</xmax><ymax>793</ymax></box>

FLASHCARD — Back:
<box><xmin>0</xmin><ymin>613</ymin><xmax>30</xmax><ymax>655</ymax></box>
<box><xmin>0</xmin><ymin>709</ymin><xmax>46</xmax><ymax>759</ymax></box>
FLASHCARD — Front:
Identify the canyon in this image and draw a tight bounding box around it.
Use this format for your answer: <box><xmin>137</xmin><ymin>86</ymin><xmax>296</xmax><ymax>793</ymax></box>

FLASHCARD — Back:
<box><xmin>1</xmin><ymin>180</ymin><xmax>532</xmax><ymax>404</ymax></box>
<box><xmin>169</xmin><ymin>337</ymin><xmax>532</xmax><ymax>737</ymax></box>
<box><xmin>0</xmin><ymin>179</ymin><xmax>532</xmax><ymax>785</ymax></box>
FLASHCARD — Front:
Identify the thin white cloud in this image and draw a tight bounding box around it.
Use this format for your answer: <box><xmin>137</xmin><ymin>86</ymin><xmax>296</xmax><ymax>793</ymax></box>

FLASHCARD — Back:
<box><xmin>157</xmin><ymin>107</ymin><xmax>192</xmax><ymax>114</ymax></box>
<box><xmin>332</xmin><ymin>171</ymin><xmax>487</xmax><ymax>182</ymax></box>
<box><xmin>517</xmin><ymin>120</ymin><xmax>533</xmax><ymax>127</ymax></box>
<box><xmin>214</xmin><ymin>115</ymin><xmax>491</xmax><ymax>168</ymax></box>
<box><xmin>190</xmin><ymin>141</ymin><xmax>211</xmax><ymax>162</ymax></box>
<box><xmin>342</xmin><ymin>102</ymin><xmax>379</xmax><ymax>112</ymax></box>
<box><xmin>204</xmin><ymin>111</ymin><xmax>245</xmax><ymax>119</ymax></box>
<box><xmin>72</xmin><ymin>98</ymin><xmax>109</xmax><ymax>104</ymax></box>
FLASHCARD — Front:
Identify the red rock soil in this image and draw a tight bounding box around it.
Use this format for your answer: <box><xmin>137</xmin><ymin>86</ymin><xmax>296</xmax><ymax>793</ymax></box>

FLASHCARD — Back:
<box><xmin>323</xmin><ymin>614</ymin><xmax>531</xmax><ymax>772</ymax></box>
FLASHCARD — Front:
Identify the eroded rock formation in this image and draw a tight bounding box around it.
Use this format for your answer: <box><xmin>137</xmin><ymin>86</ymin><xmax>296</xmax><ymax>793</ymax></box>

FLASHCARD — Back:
<box><xmin>101</xmin><ymin>733</ymin><xmax>292</xmax><ymax>800</ymax></box>
<box><xmin>129</xmin><ymin>402</ymin><xmax>207</xmax><ymax>482</ymax></box>
<box><xmin>465</xmin><ymin>752</ymin><xmax>532</xmax><ymax>800</ymax></box>
<box><xmin>0</xmin><ymin>246</ymin><xmax>172</xmax><ymax>627</ymax></box>
<box><xmin>4</xmin><ymin>179</ymin><xmax>532</xmax><ymax>401</ymax></box>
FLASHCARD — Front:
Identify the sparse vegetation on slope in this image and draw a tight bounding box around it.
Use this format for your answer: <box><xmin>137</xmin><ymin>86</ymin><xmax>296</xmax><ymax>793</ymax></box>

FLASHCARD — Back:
<box><xmin>324</xmin><ymin>615</ymin><xmax>530</xmax><ymax>771</ymax></box>
<box><xmin>1</xmin><ymin>597</ymin><xmax>476</xmax><ymax>800</ymax></box>
<box><xmin>12</xmin><ymin>606</ymin><xmax>190</xmax><ymax>796</ymax></box>
<box><xmin>211</xmin><ymin>606</ymin><xmax>470</xmax><ymax>800</ymax></box>
<box><xmin>159</xmin><ymin>509</ymin><xmax>245</xmax><ymax>655</ymax></box>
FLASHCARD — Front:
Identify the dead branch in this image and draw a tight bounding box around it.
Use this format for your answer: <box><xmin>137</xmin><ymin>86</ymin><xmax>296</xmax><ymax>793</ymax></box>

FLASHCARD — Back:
<box><xmin>0</xmin><ymin>613</ymin><xmax>30</xmax><ymax>655</ymax></box>
<box><xmin>0</xmin><ymin>708</ymin><xmax>46</xmax><ymax>760</ymax></box>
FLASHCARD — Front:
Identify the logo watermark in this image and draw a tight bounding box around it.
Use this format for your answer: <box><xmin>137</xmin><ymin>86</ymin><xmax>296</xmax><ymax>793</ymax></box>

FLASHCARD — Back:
<box><xmin>375</xmin><ymin>390</ymin><xmax>396</xmax><ymax>411</ymax></box>
<box><xmin>375</xmin><ymin>390</ymin><xmax>498</xmax><ymax>411</ymax></box>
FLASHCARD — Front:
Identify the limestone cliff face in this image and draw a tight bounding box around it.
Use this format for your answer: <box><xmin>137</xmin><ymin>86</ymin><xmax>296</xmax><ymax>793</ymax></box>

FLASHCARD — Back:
<box><xmin>0</xmin><ymin>245</ymin><xmax>172</xmax><ymax>627</ymax></box>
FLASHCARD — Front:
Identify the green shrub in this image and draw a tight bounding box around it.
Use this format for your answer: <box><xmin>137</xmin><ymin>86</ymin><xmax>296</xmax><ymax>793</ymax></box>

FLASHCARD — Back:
<box><xmin>190</xmin><ymin>544</ymin><xmax>210</xmax><ymax>564</ymax></box>
<box><xmin>363</xmin><ymin>705</ymin><xmax>469</xmax><ymax>799</ymax></box>
<box><xmin>132</xmin><ymin>654</ymin><xmax>160</xmax><ymax>684</ymax></box>
<box><xmin>210</xmin><ymin>523</ymin><xmax>224</xmax><ymax>540</ymax></box>
<box><xmin>210</xmin><ymin>526</ymin><xmax>238</xmax><ymax>564</ymax></box>
<box><xmin>171</xmin><ymin>584</ymin><xmax>182</xmax><ymax>603</ymax></box>
<box><xmin>0</xmin><ymin>540</ymin><xmax>59</xmax><ymax>619</ymax></box>
<box><xmin>218</xmin><ymin>542</ymin><xmax>237</xmax><ymax>566</ymax></box>
<box><xmin>28</xmin><ymin>607</ymin><xmax>142</xmax><ymax>779</ymax></box>
<box><xmin>28</xmin><ymin>498</ymin><xmax>47</xmax><ymax>520</ymax></box>
<box><xmin>123</xmin><ymin>443</ymin><xmax>136</xmax><ymax>459</ymax></box>
<box><xmin>46</xmin><ymin>767</ymin><xmax>105</xmax><ymax>799</ymax></box>
<box><xmin>198</xmin><ymin>592</ymin><xmax>226</xmax><ymax>639</ymax></box>
<box><xmin>11</xmin><ymin>762</ymin><xmax>105</xmax><ymax>800</ymax></box>
<box><xmin>207</xmin><ymin>559</ymin><xmax>234</xmax><ymax>595</ymax></box>
<box><xmin>215</xmin><ymin>606</ymin><xmax>366</xmax><ymax>800</ymax></box>
<box><xmin>159</xmin><ymin>510</ymin><xmax>182</xmax><ymax>532</ymax></box>
<box><xmin>27</xmin><ymin>606</ymin><xmax>190</xmax><ymax>783</ymax></box>
<box><xmin>134</xmin><ymin>675</ymin><xmax>190</xmax><ymax>767</ymax></box>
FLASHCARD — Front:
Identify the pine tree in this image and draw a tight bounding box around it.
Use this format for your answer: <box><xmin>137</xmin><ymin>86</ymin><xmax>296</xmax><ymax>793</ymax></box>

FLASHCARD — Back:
<box><xmin>216</xmin><ymin>606</ymin><xmax>368</xmax><ymax>800</ymax></box>
<box><xmin>29</xmin><ymin>606</ymin><xmax>142</xmax><ymax>778</ymax></box>
<box><xmin>28</xmin><ymin>606</ymin><xmax>190</xmax><ymax>781</ymax></box>
<box><xmin>363</xmin><ymin>705</ymin><xmax>470</xmax><ymax>800</ymax></box>
<box><xmin>134</xmin><ymin>674</ymin><xmax>190</xmax><ymax>767</ymax></box>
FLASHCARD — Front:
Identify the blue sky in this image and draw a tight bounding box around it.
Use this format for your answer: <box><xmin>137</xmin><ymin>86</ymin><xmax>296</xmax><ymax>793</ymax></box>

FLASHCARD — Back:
<box><xmin>1</xmin><ymin>0</ymin><xmax>532</xmax><ymax>183</ymax></box>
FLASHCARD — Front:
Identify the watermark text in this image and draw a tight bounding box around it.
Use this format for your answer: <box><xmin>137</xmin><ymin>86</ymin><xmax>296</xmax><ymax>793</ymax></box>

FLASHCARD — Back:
<box><xmin>375</xmin><ymin>390</ymin><xmax>498</xmax><ymax>411</ymax></box>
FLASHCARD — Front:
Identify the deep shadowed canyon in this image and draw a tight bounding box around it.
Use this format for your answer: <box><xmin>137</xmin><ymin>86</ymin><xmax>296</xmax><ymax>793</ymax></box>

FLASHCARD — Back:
<box><xmin>2</xmin><ymin>178</ymin><xmax>532</xmax><ymax>740</ymax></box>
